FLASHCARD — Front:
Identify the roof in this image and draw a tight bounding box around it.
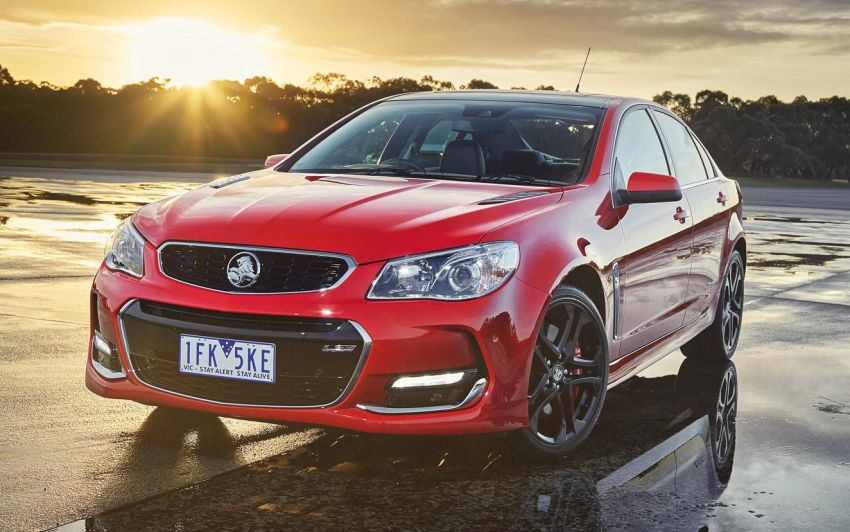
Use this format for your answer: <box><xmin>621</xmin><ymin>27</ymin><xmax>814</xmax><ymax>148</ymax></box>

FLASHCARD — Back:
<box><xmin>387</xmin><ymin>90</ymin><xmax>626</xmax><ymax>109</ymax></box>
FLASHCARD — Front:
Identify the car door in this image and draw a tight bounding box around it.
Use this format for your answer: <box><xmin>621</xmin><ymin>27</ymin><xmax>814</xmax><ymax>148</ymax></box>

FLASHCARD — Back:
<box><xmin>613</xmin><ymin>107</ymin><xmax>694</xmax><ymax>356</ymax></box>
<box><xmin>651</xmin><ymin>110</ymin><xmax>727</xmax><ymax>325</ymax></box>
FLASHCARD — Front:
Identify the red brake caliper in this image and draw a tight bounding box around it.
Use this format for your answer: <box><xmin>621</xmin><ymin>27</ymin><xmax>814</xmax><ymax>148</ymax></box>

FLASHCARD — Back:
<box><xmin>572</xmin><ymin>344</ymin><xmax>583</xmax><ymax>404</ymax></box>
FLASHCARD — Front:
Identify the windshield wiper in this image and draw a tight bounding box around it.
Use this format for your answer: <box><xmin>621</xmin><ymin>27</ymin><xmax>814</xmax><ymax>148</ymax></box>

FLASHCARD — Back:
<box><xmin>485</xmin><ymin>174</ymin><xmax>568</xmax><ymax>187</ymax></box>
<box><xmin>340</xmin><ymin>164</ymin><xmax>487</xmax><ymax>182</ymax></box>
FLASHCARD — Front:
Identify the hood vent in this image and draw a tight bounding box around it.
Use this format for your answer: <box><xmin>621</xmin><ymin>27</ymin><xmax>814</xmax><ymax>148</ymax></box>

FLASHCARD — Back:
<box><xmin>478</xmin><ymin>191</ymin><xmax>549</xmax><ymax>205</ymax></box>
<box><xmin>210</xmin><ymin>175</ymin><xmax>251</xmax><ymax>189</ymax></box>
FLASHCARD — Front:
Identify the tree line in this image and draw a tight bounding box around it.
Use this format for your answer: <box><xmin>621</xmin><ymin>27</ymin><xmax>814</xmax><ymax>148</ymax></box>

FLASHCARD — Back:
<box><xmin>1</xmin><ymin>64</ymin><xmax>847</xmax><ymax>180</ymax></box>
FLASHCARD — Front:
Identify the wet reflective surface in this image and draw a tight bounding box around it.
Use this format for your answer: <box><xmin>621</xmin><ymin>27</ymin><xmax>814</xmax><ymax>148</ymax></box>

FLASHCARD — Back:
<box><xmin>71</xmin><ymin>358</ymin><xmax>738</xmax><ymax>531</ymax></box>
<box><xmin>1</xmin><ymin>172</ymin><xmax>849</xmax><ymax>530</ymax></box>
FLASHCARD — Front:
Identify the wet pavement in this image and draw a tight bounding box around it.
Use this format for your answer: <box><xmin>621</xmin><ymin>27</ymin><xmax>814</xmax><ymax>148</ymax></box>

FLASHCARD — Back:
<box><xmin>1</xmin><ymin>170</ymin><xmax>849</xmax><ymax>531</ymax></box>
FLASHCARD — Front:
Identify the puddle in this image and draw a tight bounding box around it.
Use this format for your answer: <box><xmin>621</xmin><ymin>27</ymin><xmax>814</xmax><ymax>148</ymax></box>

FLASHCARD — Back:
<box><xmin>747</xmin><ymin>252</ymin><xmax>835</xmax><ymax>270</ymax></box>
<box><xmin>54</xmin><ymin>359</ymin><xmax>740</xmax><ymax>531</ymax></box>
<box><xmin>814</xmin><ymin>398</ymin><xmax>850</xmax><ymax>416</ymax></box>
<box><xmin>745</xmin><ymin>215</ymin><xmax>849</xmax><ymax>226</ymax></box>
<box><xmin>0</xmin><ymin>176</ymin><xmax>196</xmax><ymax>278</ymax></box>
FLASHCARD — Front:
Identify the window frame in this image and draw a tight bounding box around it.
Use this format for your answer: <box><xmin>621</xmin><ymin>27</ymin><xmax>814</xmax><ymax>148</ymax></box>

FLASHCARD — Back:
<box><xmin>650</xmin><ymin>107</ymin><xmax>717</xmax><ymax>187</ymax></box>
<box><xmin>610</xmin><ymin>104</ymin><xmax>674</xmax><ymax>205</ymax></box>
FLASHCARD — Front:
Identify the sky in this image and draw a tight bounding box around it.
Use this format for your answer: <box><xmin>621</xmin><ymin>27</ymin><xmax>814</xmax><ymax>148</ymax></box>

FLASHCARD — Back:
<box><xmin>1</xmin><ymin>0</ymin><xmax>849</xmax><ymax>100</ymax></box>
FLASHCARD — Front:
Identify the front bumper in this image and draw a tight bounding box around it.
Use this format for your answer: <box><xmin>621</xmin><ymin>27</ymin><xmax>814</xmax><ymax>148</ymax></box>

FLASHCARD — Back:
<box><xmin>86</xmin><ymin>246</ymin><xmax>549</xmax><ymax>435</ymax></box>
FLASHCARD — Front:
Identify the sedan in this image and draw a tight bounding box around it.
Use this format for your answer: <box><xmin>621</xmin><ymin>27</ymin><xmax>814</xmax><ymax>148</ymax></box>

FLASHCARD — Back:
<box><xmin>87</xmin><ymin>90</ymin><xmax>746</xmax><ymax>458</ymax></box>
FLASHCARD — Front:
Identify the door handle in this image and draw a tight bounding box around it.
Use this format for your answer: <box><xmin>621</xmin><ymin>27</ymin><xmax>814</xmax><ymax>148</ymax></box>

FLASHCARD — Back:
<box><xmin>673</xmin><ymin>206</ymin><xmax>689</xmax><ymax>224</ymax></box>
<box><xmin>717</xmin><ymin>191</ymin><xmax>728</xmax><ymax>206</ymax></box>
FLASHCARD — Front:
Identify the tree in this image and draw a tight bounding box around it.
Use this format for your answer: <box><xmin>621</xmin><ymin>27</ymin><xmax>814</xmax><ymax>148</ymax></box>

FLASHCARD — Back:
<box><xmin>0</xmin><ymin>64</ymin><xmax>847</xmax><ymax>181</ymax></box>
<box><xmin>653</xmin><ymin>91</ymin><xmax>694</xmax><ymax>122</ymax></box>
<box><xmin>0</xmin><ymin>64</ymin><xmax>14</xmax><ymax>86</ymax></box>
<box><xmin>462</xmin><ymin>79</ymin><xmax>498</xmax><ymax>89</ymax></box>
<box><xmin>73</xmin><ymin>78</ymin><xmax>104</xmax><ymax>96</ymax></box>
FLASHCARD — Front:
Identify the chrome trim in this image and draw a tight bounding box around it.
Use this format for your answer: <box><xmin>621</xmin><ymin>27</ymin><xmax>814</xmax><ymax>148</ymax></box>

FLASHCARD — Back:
<box><xmin>117</xmin><ymin>298</ymin><xmax>372</xmax><ymax>409</ymax></box>
<box><xmin>612</xmin><ymin>261</ymin><xmax>621</xmax><ymax>339</ymax></box>
<box><xmin>156</xmin><ymin>241</ymin><xmax>357</xmax><ymax>295</ymax></box>
<box><xmin>355</xmin><ymin>377</ymin><xmax>487</xmax><ymax>415</ymax></box>
<box><xmin>209</xmin><ymin>175</ymin><xmax>251</xmax><ymax>189</ymax></box>
<box><xmin>91</xmin><ymin>335</ymin><xmax>127</xmax><ymax>380</ymax></box>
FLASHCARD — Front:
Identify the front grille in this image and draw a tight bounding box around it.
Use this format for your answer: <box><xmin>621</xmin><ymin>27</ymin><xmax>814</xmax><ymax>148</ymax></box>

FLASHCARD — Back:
<box><xmin>121</xmin><ymin>300</ymin><xmax>368</xmax><ymax>407</ymax></box>
<box><xmin>159</xmin><ymin>243</ymin><xmax>352</xmax><ymax>293</ymax></box>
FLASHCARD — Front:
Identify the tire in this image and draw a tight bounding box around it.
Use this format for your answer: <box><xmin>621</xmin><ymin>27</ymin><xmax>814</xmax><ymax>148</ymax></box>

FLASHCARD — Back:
<box><xmin>681</xmin><ymin>250</ymin><xmax>745</xmax><ymax>361</ymax></box>
<box><xmin>511</xmin><ymin>286</ymin><xmax>609</xmax><ymax>460</ymax></box>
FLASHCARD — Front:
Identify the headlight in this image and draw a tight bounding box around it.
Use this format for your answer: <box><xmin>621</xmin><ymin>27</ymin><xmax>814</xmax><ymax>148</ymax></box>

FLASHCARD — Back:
<box><xmin>367</xmin><ymin>242</ymin><xmax>519</xmax><ymax>300</ymax></box>
<box><xmin>104</xmin><ymin>218</ymin><xmax>146</xmax><ymax>278</ymax></box>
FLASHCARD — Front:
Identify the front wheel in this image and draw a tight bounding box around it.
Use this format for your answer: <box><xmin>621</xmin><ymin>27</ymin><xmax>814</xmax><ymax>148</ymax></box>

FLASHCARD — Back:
<box><xmin>511</xmin><ymin>286</ymin><xmax>609</xmax><ymax>460</ymax></box>
<box><xmin>682</xmin><ymin>249</ymin><xmax>745</xmax><ymax>360</ymax></box>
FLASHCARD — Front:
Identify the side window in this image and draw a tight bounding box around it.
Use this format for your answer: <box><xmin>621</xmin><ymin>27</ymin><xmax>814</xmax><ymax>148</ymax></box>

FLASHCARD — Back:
<box><xmin>691</xmin><ymin>132</ymin><xmax>717</xmax><ymax>178</ymax></box>
<box><xmin>613</xmin><ymin>109</ymin><xmax>669</xmax><ymax>189</ymax></box>
<box><xmin>653</xmin><ymin>111</ymin><xmax>709</xmax><ymax>186</ymax></box>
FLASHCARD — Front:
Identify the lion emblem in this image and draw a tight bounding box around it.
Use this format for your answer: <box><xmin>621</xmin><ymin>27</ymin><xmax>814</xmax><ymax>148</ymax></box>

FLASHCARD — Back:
<box><xmin>226</xmin><ymin>252</ymin><xmax>261</xmax><ymax>288</ymax></box>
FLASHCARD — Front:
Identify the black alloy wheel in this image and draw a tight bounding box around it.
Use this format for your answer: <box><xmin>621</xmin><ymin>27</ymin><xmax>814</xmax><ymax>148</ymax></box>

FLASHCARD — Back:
<box><xmin>682</xmin><ymin>250</ymin><xmax>745</xmax><ymax>360</ymax></box>
<box><xmin>512</xmin><ymin>286</ymin><xmax>609</xmax><ymax>459</ymax></box>
<box><xmin>721</xmin><ymin>257</ymin><xmax>745</xmax><ymax>353</ymax></box>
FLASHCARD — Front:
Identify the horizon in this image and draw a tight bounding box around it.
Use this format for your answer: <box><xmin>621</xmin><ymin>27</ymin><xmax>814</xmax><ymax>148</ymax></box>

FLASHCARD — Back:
<box><xmin>1</xmin><ymin>1</ymin><xmax>849</xmax><ymax>100</ymax></box>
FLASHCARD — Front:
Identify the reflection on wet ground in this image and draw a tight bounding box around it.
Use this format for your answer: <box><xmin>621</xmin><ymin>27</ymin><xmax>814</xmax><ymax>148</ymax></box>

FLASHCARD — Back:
<box><xmin>0</xmin><ymin>177</ymin><xmax>200</xmax><ymax>280</ymax></box>
<box><xmin>75</xmin><ymin>359</ymin><xmax>737</xmax><ymax>531</ymax></box>
<box><xmin>1</xmin><ymin>175</ymin><xmax>850</xmax><ymax>531</ymax></box>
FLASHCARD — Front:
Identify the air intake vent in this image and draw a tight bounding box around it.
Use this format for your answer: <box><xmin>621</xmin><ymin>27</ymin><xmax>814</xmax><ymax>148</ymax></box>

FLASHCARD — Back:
<box><xmin>478</xmin><ymin>191</ymin><xmax>549</xmax><ymax>205</ymax></box>
<box><xmin>210</xmin><ymin>175</ymin><xmax>251</xmax><ymax>188</ymax></box>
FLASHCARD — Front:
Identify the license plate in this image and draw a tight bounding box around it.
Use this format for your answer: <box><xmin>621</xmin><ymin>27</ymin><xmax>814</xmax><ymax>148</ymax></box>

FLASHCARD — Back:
<box><xmin>179</xmin><ymin>334</ymin><xmax>276</xmax><ymax>384</ymax></box>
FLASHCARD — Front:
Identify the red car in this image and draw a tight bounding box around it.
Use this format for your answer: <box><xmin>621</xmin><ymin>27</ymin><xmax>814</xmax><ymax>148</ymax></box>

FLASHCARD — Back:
<box><xmin>87</xmin><ymin>91</ymin><xmax>745</xmax><ymax>458</ymax></box>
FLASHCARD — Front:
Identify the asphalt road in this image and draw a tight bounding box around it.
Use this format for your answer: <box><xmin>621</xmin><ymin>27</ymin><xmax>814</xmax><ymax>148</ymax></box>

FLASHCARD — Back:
<box><xmin>742</xmin><ymin>184</ymin><xmax>850</xmax><ymax>211</ymax></box>
<box><xmin>1</xmin><ymin>168</ymin><xmax>849</xmax><ymax>531</ymax></box>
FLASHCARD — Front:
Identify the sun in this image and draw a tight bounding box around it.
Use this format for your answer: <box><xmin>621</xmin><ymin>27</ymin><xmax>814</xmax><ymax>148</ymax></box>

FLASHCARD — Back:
<box><xmin>123</xmin><ymin>17</ymin><xmax>270</xmax><ymax>86</ymax></box>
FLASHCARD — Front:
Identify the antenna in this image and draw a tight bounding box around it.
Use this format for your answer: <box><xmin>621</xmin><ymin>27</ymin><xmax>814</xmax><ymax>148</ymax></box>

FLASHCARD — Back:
<box><xmin>575</xmin><ymin>47</ymin><xmax>591</xmax><ymax>93</ymax></box>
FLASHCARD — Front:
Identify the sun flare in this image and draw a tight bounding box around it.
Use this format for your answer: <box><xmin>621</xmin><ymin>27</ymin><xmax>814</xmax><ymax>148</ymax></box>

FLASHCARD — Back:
<box><xmin>123</xmin><ymin>17</ymin><xmax>271</xmax><ymax>86</ymax></box>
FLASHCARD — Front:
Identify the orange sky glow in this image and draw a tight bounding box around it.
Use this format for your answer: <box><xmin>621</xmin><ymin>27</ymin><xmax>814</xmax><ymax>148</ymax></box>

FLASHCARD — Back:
<box><xmin>1</xmin><ymin>0</ymin><xmax>849</xmax><ymax>99</ymax></box>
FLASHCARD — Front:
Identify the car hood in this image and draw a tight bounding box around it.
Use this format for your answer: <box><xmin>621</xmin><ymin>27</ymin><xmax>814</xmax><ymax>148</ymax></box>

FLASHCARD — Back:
<box><xmin>134</xmin><ymin>170</ymin><xmax>562</xmax><ymax>264</ymax></box>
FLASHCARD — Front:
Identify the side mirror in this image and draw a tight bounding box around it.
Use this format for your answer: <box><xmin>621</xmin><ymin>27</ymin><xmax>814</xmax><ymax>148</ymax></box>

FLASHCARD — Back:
<box><xmin>264</xmin><ymin>153</ymin><xmax>289</xmax><ymax>168</ymax></box>
<box><xmin>616</xmin><ymin>172</ymin><xmax>682</xmax><ymax>204</ymax></box>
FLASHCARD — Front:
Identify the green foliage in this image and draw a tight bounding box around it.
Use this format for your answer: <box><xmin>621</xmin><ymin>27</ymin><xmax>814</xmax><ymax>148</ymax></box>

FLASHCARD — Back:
<box><xmin>0</xmin><ymin>63</ymin><xmax>846</xmax><ymax>180</ymax></box>
<box><xmin>461</xmin><ymin>79</ymin><xmax>499</xmax><ymax>90</ymax></box>
<box><xmin>654</xmin><ymin>89</ymin><xmax>849</xmax><ymax>180</ymax></box>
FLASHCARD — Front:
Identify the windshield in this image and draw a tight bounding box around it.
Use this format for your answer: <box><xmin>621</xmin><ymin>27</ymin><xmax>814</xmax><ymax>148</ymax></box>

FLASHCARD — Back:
<box><xmin>286</xmin><ymin>99</ymin><xmax>603</xmax><ymax>186</ymax></box>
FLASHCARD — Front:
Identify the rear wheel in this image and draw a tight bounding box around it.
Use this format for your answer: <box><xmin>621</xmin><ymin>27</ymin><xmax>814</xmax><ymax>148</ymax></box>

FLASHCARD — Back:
<box><xmin>511</xmin><ymin>287</ymin><xmax>608</xmax><ymax>460</ymax></box>
<box><xmin>682</xmin><ymin>250</ymin><xmax>744</xmax><ymax>360</ymax></box>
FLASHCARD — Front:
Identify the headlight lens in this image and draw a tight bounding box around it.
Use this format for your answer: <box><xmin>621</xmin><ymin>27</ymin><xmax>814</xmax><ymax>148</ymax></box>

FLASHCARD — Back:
<box><xmin>367</xmin><ymin>242</ymin><xmax>519</xmax><ymax>300</ymax></box>
<box><xmin>104</xmin><ymin>218</ymin><xmax>146</xmax><ymax>278</ymax></box>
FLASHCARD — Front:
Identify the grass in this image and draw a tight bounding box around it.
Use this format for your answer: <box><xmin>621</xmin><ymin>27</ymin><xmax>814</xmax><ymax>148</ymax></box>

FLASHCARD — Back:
<box><xmin>733</xmin><ymin>176</ymin><xmax>850</xmax><ymax>189</ymax></box>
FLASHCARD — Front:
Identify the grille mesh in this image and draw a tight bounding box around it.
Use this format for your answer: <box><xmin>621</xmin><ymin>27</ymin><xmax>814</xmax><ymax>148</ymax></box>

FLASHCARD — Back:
<box><xmin>159</xmin><ymin>244</ymin><xmax>351</xmax><ymax>293</ymax></box>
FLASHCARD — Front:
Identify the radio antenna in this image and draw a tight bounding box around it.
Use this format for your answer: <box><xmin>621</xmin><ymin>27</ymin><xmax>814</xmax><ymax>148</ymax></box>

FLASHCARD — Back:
<box><xmin>575</xmin><ymin>47</ymin><xmax>591</xmax><ymax>92</ymax></box>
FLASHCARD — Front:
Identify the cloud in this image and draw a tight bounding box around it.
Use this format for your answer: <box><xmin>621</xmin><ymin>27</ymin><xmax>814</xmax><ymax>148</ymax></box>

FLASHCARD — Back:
<box><xmin>260</xmin><ymin>0</ymin><xmax>850</xmax><ymax>64</ymax></box>
<box><xmin>0</xmin><ymin>0</ymin><xmax>848</xmax><ymax>98</ymax></box>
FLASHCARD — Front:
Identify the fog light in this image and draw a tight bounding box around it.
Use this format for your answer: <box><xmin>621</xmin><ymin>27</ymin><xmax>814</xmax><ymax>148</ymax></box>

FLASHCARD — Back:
<box><xmin>91</xmin><ymin>331</ymin><xmax>126</xmax><ymax>380</ymax></box>
<box><xmin>391</xmin><ymin>371</ymin><xmax>466</xmax><ymax>389</ymax></box>
<box><xmin>93</xmin><ymin>332</ymin><xmax>111</xmax><ymax>356</ymax></box>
